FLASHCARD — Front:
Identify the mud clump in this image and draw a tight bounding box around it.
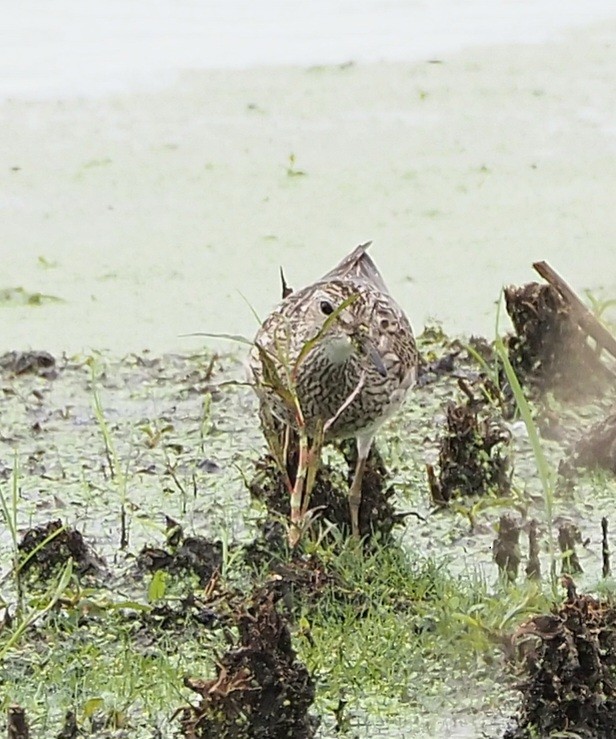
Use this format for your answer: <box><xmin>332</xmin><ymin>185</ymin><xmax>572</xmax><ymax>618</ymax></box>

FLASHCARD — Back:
<box><xmin>428</xmin><ymin>400</ymin><xmax>511</xmax><ymax>503</ymax></box>
<box><xmin>557</xmin><ymin>521</ymin><xmax>584</xmax><ymax>575</ymax></box>
<box><xmin>505</xmin><ymin>581</ymin><xmax>616</xmax><ymax>739</ymax></box>
<box><xmin>492</xmin><ymin>515</ymin><xmax>521</xmax><ymax>581</ymax></box>
<box><xmin>7</xmin><ymin>704</ymin><xmax>30</xmax><ymax>739</ymax></box>
<box><xmin>18</xmin><ymin>519</ymin><xmax>105</xmax><ymax>578</ymax></box>
<box><xmin>137</xmin><ymin>526</ymin><xmax>223</xmax><ymax>588</ymax></box>
<box><xmin>242</xmin><ymin>519</ymin><xmax>288</xmax><ymax>571</ymax></box>
<box><xmin>180</xmin><ymin>588</ymin><xmax>317</xmax><ymax>739</ymax></box>
<box><xmin>249</xmin><ymin>440</ymin><xmax>403</xmax><ymax>542</ymax></box>
<box><xmin>417</xmin><ymin>348</ymin><xmax>460</xmax><ymax>384</ymax></box>
<box><xmin>56</xmin><ymin>711</ymin><xmax>79</xmax><ymax>739</ymax></box>
<box><xmin>266</xmin><ymin>554</ymin><xmax>348</xmax><ymax>614</ymax></box>
<box><xmin>243</xmin><ymin>528</ymin><xmax>356</xmax><ymax>616</ymax></box>
<box><xmin>504</xmin><ymin>282</ymin><xmax>607</xmax><ymax>397</ymax></box>
<box><xmin>339</xmin><ymin>440</ymin><xmax>406</xmax><ymax>539</ymax></box>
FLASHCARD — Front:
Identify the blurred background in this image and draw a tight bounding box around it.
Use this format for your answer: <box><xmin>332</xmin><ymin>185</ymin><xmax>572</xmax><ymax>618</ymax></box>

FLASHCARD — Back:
<box><xmin>2</xmin><ymin>0</ymin><xmax>615</xmax><ymax>353</ymax></box>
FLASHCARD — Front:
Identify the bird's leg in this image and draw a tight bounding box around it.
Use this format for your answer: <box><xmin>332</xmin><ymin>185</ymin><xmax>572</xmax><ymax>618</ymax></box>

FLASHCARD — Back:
<box><xmin>303</xmin><ymin>421</ymin><xmax>325</xmax><ymax>519</ymax></box>
<box><xmin>349</xmin><ymin>434</ymin><xmax>373</xmax><ymax>538</ymax></box>
<box><xmin>289</xmin><ymin>429</ymin><xmax>308</xmax><ymax>548</ymax></box>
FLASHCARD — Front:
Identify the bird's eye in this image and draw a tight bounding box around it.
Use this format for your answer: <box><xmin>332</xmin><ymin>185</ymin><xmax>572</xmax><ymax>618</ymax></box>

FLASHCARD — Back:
<box><xmin>320</xmin><ymin>300</ymin><xmax>334</xmax><ymax>315</ymax></box>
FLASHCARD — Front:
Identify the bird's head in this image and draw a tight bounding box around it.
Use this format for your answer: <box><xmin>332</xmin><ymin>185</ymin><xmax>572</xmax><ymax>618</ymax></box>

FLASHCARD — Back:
<box><xmin>298</xmin><ymin>282</ymin><xmax>387</xmax><ymax>377</ymax></box>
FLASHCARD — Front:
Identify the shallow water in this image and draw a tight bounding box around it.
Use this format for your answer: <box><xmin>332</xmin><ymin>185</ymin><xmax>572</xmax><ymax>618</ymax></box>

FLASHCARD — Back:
<box><xmin>3</xmin><ymin>21</ymin><xmax>616</xmax><ymax>355</ymax></box>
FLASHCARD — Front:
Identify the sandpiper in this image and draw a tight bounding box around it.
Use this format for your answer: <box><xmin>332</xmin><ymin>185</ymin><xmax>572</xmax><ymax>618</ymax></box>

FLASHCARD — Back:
<box><xmin>249</xmin><ymin>242</ymin><xmax>418</xmax><ymax>537</ymax></box>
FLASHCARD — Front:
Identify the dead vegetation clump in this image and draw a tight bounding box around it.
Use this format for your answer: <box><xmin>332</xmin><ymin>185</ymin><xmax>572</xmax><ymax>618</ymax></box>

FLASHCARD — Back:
<box><xmin>7</xmin><ymin>704</ymin><xmax>30</xmax><ymax>739</ymax></box>
<box><xmin>505</xmin><ymin>581</ymin><xmax>616</xmax><ymax>739</ymax></box>
<box><xmin>128</xmin><ymin>593</ymin><xmax>222</xmax><ymax>644</ymax></box>
<box><xmin>504</xmin><ymin>282</ymin><xmax>609</xmax><ymax>397</ymax></box>
<box><xmin>180</xmin><ymin>588</ymin><xmax>318</xmax><ymax>739</ymax></box>
<box><xmin>264</xmin><ymin>553</ymin><xmax>354</xmax><ymax>615</ymax></box>
<box><xmin>492</xmin><ymin>515</ymin><xmax>522</xmax><ymax>582</ymax></box>
<box><xmin>242</xmin><ymin>519</ymin><xmax>289</xmax><ymax>571</ymax></box>
<box><xmin>428</xmin><ymin>396</ymin><xmax>511</xmax><ymax>503</ymax></box>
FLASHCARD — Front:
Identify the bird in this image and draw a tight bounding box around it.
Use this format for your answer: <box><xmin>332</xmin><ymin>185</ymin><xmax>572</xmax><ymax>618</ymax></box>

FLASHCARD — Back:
<box><xmin>249</xmin><ymin>241</ymin><xmax>418</xmax><ymax>538</ymax></box>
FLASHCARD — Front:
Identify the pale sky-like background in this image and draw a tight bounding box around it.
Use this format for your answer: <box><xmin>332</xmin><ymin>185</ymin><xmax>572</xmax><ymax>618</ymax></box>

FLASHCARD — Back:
<box><xmin>2</xmin><ymin>0</ymin><xmax>615</xmax><ymax>99</ymax></box>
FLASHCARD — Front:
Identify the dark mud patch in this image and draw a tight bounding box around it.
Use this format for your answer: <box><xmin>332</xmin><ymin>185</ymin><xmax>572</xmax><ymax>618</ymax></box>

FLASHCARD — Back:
<box><xmin>339</xmin><ymin>440</ymin><xmax>408</xmax><ymax>538</ymax></box>
<box><xmin>56</xmin><ymin>711</ymin><xmax>79</xmax><ymax>739</ymax></box>
<box><xmin>180</xmin><ymin>588</ymin><xmax>317</xmax><ymax>739</ymax></box>
<box><xmin>18</xmin><ymin>519</ymin><xmax>105</xmax><ymax>578</ymax></box>
<box><xmin>506</xmin><ymin>581</ymin><xmax>616</xmax><ymax>739</ymax></box>
<box><xmin>504</xmin><ymin>282</ymin><xmax>609</xmax><ymax>397</ymax></box>
<box><xmin>493</xmin><ymin>518</ymin><xmax>582</xmax><ymax>584</ymax></box>
<box><xmin>7</xmin><ymin>704</ymin><xmax>30</xmax><ymax>739</ymax></box>
<box><xmin>266</xmin><ymin>554</ymin><xmax>352</xmax><ymax>616</ymax></box>
<box><xmin>427</xmin><ymin>398</ymin><xmax>511</xmax><ymax>503</ymax></box>
<box><xmin>417</xmin><ymin>348</ymin><xmax>460</xmax><ymax>385</ymax></box>
<box><xmin>137</xmin><ymin>522</ymin><xmax>223</xmax><ymax>587</ymax></box>
<box><xmin>557</xmin><ymin>521</ymin><xmax>584</xmax><ymax>575</ymax></box>
<box><xmin>128</xmin><ymin>592</ymin><xmax>223</xmax><ymax>646</ymax></box>
<box><xmin>243</xmin><ymin>525</ymin><xmax>361</xmax><ymax>617</ymax></box>
<box><xmin>242</xmin><ymin>519</ymin><xmax>289</xmax><ymax>571</ymax></box>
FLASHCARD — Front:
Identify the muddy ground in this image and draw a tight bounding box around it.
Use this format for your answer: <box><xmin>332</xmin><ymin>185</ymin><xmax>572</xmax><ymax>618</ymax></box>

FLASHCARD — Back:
<box><xmin>1</xmin><ymin>311</ymin><xmax>616</xmax><ymax>737</ymax></box>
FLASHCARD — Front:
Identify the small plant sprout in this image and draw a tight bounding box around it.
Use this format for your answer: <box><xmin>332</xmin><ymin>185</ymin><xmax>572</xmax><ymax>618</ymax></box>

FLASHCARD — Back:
<box><xmin>199</xmin><ymin>392</ymin><xmax>213</xmax><ymax>454</ymax></box>
<box><xmin>89</xmin><ymin>359</ymin><xmax>132</xmax><ymax>550</ymax></box>
<box><xmin>286</xmin><ymin>153</ymin><xmax>306</xmax><ymax>177</ymax></box>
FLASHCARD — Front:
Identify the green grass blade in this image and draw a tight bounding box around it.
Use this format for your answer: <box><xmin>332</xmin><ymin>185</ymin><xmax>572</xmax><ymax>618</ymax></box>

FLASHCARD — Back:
<box><xmin>179</xmin><ymin>332</ymin><xmax>253</xmax><ymax>345</ymax></box>
<box><xmin>494</xmin><ymin>334</ymin><xmax>557</xmax><ymax>590</ymax></box>
<box><xmin>237</xmin><ymin>290</ymin><xmax>263</xmax><ymax>326</ymax></box>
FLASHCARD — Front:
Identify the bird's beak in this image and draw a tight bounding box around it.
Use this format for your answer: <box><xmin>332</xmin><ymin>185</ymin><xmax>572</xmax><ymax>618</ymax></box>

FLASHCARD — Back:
<box><xmin>360</xmin><ymin>337</ymin><xmax>387</xmax><ymax>377</ymax></box>
<box><xmin>369</xmin><ymin>344</ymin><xmax>388</xmax><ymax>377</ymax></box>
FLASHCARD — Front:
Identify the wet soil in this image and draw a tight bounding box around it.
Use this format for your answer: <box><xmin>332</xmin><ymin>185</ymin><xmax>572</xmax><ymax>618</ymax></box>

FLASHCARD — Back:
<box><xmin>137</xmin><ymin>519</ymin><xmax>223</xmax><ymax>588</ymax></box>
<box><xmin>7</xmin><ymin>705</ymin><xmax>30</xmax><ymax>739</ymax></box>
<box><xmin>572</xmin><ymin>409</ymin><xmax>616</xmax><ymax>474</ymax></box>
<box><xmin>493</xmin><ymin>515</ymin><xmax>522</xmax><ymax>581</ymax></box>
<box><xmin>56</xmin><ymin>712</ymin><xmax>79</xmax><ymax>739</ymax></box>
<box><xmin>0</xmin><ymin>350</ymin><xmax>58</xmax><ymax>379</ymax></box>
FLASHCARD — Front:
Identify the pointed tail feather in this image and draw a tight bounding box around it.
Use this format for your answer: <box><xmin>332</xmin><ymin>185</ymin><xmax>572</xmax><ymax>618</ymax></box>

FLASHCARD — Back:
<box><xmin>320</xmin><ymin>241</ymin><xmax>389</xmax><ymax>293</ymax></box>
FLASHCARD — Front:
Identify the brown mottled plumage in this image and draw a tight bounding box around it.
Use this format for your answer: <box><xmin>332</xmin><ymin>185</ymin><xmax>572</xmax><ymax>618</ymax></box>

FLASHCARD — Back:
<box><xmin>249</xmin><ymin>242</ymin><xmax>418</xmax><ymax>536</ymax></box>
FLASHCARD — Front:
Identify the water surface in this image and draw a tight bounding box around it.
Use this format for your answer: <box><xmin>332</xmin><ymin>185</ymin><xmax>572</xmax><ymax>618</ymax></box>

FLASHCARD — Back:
<box><xmin>2</xmin><ymin>5</ymin><xmax>615</xmax><ymax>354</ymax></box>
